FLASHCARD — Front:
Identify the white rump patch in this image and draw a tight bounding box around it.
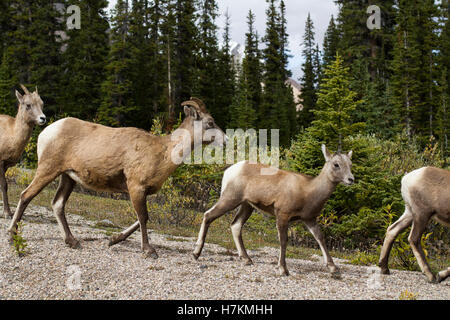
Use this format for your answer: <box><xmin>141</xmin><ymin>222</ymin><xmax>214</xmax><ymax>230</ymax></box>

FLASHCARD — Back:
<box><xmin>37</xmin><ymin>118</ymin><xmax>67</xmax><ymax>159</ymax></box>
<box><xmin>401</xmin><ymin>167</ymin><xmax>426</xmax><ymax>206</ymax></box>
<box><xmin>221</xmin><ymin>161</ymin><xmax>246</xmax><ymax>196</ymax></box>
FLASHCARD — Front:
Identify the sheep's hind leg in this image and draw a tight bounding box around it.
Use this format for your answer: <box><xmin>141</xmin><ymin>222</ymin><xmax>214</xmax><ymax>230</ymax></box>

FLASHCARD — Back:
<box><xmin>108</xmin><ymin>221</ymin><xmax>140</xmax><ymax>246</ymax></box>
<box><xmin>437</xmin><ymin>267</ymin><xmax>450</xmax><ymax>283</ymax></box>
<box><xmin>230</xmin><ymin>202</ymin><xmax>254</xmax><ymax>265</ymax></box>
<box><xmin>193</xmin><ymin>197</ymin><xmax>240</xmax><ymax>260</ymax></box>
<box><xmin>52</xmin><ymin>174</ymin><xmax>79</xmax><ymax>248</ymax></box>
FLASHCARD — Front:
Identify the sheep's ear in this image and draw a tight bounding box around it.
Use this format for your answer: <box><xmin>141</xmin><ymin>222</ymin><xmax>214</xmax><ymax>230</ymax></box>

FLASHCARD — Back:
<box><xmin>321</xmin><ymin>144</ymin><xmax>332</xmax><ymax>162</ymax></box>
<box><xmin>348</xmin><ymin>150</ymin><xmax>353</xmax><ymax>160</ymax></box>
<box><xmin>183</xmin><ymin>105</ymin><xmax>199</xmax><ymax>119</ymax></box>
<box><xmin>15</xmin><ymin>90</ymin><xmax>23</xmax><ymax>103</ymax></box>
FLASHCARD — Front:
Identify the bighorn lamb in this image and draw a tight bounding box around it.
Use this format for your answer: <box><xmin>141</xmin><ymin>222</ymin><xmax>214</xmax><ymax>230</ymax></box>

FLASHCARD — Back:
<box><xmin>193</xmin><ymin>145</ymin><xmax>354</xmax><ymax>276</ymax></box>
<box><xmin>0</xmin><ymin>84</ymin><xmax>46</xmax><ymax>218</ymax></box>
<box><xmin>379</xmin><ymin>167</ymin><xmax>449</xmax><ymax>283</ymax></box>
<box><xmin>8</xmin><ymin>98</ymin><xmax>225</xmax><ymax>258</ymax></box>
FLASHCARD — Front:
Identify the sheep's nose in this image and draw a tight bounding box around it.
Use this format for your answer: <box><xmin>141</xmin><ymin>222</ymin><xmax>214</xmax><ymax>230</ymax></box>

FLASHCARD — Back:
<box><xmin>39</xmin><ymin>116</ymin><xmax>46</xmax><ymax>124</ymax></box>
<box><xmin>348</xmin><ymin>177</ymin><xmax>355</xmax><ymax>184</ymax></box>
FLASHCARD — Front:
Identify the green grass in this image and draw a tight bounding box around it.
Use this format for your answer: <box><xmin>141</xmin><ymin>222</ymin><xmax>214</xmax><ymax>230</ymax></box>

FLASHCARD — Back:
<box><xmin>4</xmin><ymin>180</ymin><xmax>449</xmax><ymax>273</ymax></box>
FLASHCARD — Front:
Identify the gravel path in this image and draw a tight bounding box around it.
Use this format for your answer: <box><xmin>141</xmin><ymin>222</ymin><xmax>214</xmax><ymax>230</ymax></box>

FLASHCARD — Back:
<box><xmin>0</xmin><ymin>204</ymin><xmax>449</xmax><ymax>300</ymax></box>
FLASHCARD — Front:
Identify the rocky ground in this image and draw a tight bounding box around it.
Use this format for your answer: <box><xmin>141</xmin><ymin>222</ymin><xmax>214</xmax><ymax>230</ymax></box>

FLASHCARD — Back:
<box><xmin>0</xmin><ymin>204</ymin><xmax>448</xmax><ymax>300</ymax></box>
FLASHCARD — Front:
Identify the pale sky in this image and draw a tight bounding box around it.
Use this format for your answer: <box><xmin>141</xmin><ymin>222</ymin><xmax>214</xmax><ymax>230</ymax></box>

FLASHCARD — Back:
<box><xmin>106</xmin><ymin>0</ymin><xmax>339</xmax><ymax>80</ymax></box>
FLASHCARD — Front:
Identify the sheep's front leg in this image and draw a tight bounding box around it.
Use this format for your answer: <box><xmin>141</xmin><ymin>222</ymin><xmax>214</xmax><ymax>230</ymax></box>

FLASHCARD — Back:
<box><xmin>0</xmin><ymin>162</ymin><xmax>12</xmax><ymax>218</ymax></box>
<box><xmin>276</xmin><ymin>215</ymin><xmax>290</xmax><ymax>276</ymax></box>
<box><xmin>304</xmin><ymin>219</ymin><xmax>339</xmax><ymax>277</ymax></box>
<box><xmin>129</xmin><ymin>187</ymin><xmax>158</xmax><ymax>259</ymax></box>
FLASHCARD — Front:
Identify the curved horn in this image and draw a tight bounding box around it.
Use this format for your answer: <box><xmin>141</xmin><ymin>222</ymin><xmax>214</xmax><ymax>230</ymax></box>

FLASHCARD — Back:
<box><xmin>190</xmin><ymin>97</ymin><xmax>207</xmax><ymax>112</ymax></box>
<box><xmin>181</xmin><ymin>97</ymin><xmax>207</xmax><ymax>113</ymax></box>
<box><xmin>181</xmin><ymin>99</ymin><xmax>201</xmax><ymax>110</ymax></box>
<box><xmin>35</xmin><ymin>86</ymin><xmax>38</xmax><ymax>95</ymax></box>
<box><xmin>20</xmin><ymin>84</ymin><xmax>30</xmax><ymax>95</ymax></box>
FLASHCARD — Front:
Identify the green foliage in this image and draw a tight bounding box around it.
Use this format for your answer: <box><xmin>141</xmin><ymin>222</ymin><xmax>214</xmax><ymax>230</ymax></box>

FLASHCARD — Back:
<box><xmin>12</xmin><ymin>221</ymin><xmax>28</xmax><ymax>257</ymax></box>
<box><xmin>322</xmin><ymin>15</ymin><xmax>339</xmax><ymax>69</ymax></box>
<box><xmin>309</xmin><ymin>54</ymin><xmax>365</xmax><ymax>151</ymax></box>
<box><xmin>229</xmin><ymin>65</ymin><xmax>257</xmax><ymax>129</ymax></box>
<box><xmin>398</xmin><ymin>290</ymin><xmax>418</xmax><ymax>300</ymax></box>
<box><xmin>0</xmin><ymin>51</ymin><xmax>17</xmax><ymax>115</ymax></box>
<box><xmin>60</xmin><ymin>0</ymin><xmax>109</xmax><ymax>121</ymax></box>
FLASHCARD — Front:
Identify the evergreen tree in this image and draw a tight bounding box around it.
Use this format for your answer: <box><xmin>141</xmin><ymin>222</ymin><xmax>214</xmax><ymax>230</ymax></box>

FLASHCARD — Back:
<box><xmin>97</xmin><ymin>0</ymin><xmax>136</xmax><ymax>126</ymax></box>
<box><xmin>335</xmin><ymin>0</ymin><xmax>396</xmax><ymax>137</ymax></box>
<box><xmin>0</xmin><ymin>0</ymin><xmax>12</xmax><ymax>63</ymax></box>
<box><xmin>322</xmin><ymin>15</ymin><xmax>339</xmax><ymax>68</ymax></box>
<box><xmin>309</xmin><ymin>54</ymin><xmax>365</xmax><ymax>151</ymax></box>
<box><xmin>437</xmin><ymin>68</ymin><xmax>448</xmax><ymax>163</ymax></box>
<box><xmin>172</xmin><ymin>0</ymin><xmax>198</xmax><ymax>120</ymax></box>
<box><xmin>390</xmin><ymin>0</ymin><xmax>440</xmax><ymax>141</ymax></box>
<box><xmin>4</xmin><ymin>1</ymin><xmax>65</xmax><ymax>116</ymax></box>
<box><xmin>438</xmin><ymin>1</ymin><xmax>449</xmax><ymax>161</ymax></box>
<box><xmin>241</xmin><ymin>10</ymin><xmax>262</xmax><ymax>128</ymax></box>
<box><xmin>229</xmin><ymin>64</ymin><xmax>257</xmax><ymax>129</ymax></box>
<box><xmin>0</xmin><ymin>51</ymin><xmax>18</xmax><ymax>115</ymax></box>
<box><xmin>160</xmin><ymin>0</ymin><xmax>177</xmax><ymax>118</ymax></box>
<box><xmin>260</xmin><ymin>0</ymin><xmax>297</xmax><ymax>146</ymax></box>
<box><xmin>216</xmin><ymin>9</ymin><xmax>235</xmax><ymax>128</ymax></box>
<box><xmin>128</xmin><ymin>0</ymin><xmax>159</xmax><ymax>128</ymax></box>
<box><xmin>61</xmin><ymin>0</ymin><xmax>109</xmax><ymax>121</ymax></box>
<box><xmin>146</xmin><ymin>0</ymin><xmax>167</xmax><ymax>118</ymax></box>
<box><xmin>298</xmin><ymin>13</ymin><xmax>318</xmax><ymax>129</ymax></box>
<box><xmin>196</xmin><ymin>0</ymin><xmax>222</xmax><ymax>126</ymax></box>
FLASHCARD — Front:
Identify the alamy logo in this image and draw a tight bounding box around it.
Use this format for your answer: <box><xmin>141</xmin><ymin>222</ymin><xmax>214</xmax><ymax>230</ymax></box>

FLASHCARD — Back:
<box><xmin>66</xmin><ymin>5</ymin><xmax>81</xmax><ymax>30</ymax></box>
<box><xmin>66</xmin><ymin>265</ymin><xmax>82</xmax><ymax>290</ymax></box>
<box><xmin>54</xmin><ymin>3</ymin><xmax>81</xmax><ymax>30</ymax></box>
<box><xmin>367</xmin><ymin>5</ymin><xmax>381</xmax><ymax>30</ymax></box>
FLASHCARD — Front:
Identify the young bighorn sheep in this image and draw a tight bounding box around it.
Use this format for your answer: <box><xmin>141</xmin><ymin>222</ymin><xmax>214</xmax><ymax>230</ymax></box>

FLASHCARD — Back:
<box><xmin>379</xmin><ymin>167</ymin><xmax>449</xmax><ymax>283</ymax></box>
<box><xmin>8</xmin><ymin>98</ymin><xmax>225</xmax><ymax>258</ymax></box>
<box><xmin>0</xmin><ymin>84</ymin><xmax>46</xmax><ymax>218</ymax></box>
<box><xmin>193</xmin><ymin>145</ymin><xmax>354</xmax><ymax>276</ymax></box>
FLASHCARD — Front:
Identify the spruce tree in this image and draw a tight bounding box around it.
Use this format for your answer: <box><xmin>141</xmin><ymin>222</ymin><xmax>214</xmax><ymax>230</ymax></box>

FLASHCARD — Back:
<box><xmin>298</xmin><ymin>13</ymin><xmax>318</xmax><ymax>130</ymax></box>
<box><xmin>128</xmin><ymin>0</ymin><xmax>159</xmax><ymax>128</ymax></box>
<box><xmin>160</xmin><ymin>0</ymin><xmax>177</xmax><ymax>118</ymax></box>
<box><xmin>260</xmin><ymin>0</ymin><xmax>297</xmax><ymax>146</ymax></box>
<box><xmin>309</xmin><ymin>54</ymin><xmax>365</xmax><ymax>151</ymax></box>
<box><xmin>437</xmin><ymin>68</ymin><xmax>448</xmax><ymax>163</ymax></box>
<box><xmin>229</xmin><ymin>64</ymin><xmax>257</xmax><ymax>129</ymax></box>
<box><xmin>241</xmin><ymin>10</ymin><xmax>262</xmax><ymax>128</ymax></box>
<box><xmin>196</xmin><ymin>0</ymin><xmax>222</xmax><ymax>126</ymax></box>
<box><xmin>0</xmin><ymin>51</ymin><xmax>18</xmax><ymax>115</ymax></box>
<box><xmin>216</xmin><ymin>9</ymin><xmax>235</xmax><ymax>128</ymax></box>
<box><xmin>97</xmin><ymin>0</ymin><xmax>136</xmax><ymax>126</ymax></box>
<box><xmin>0</xmin><ymin>0</ymin><xmax>12</xmax><ymax>63</ymax></box>
<box><xmin>172</xmin><ymin>0</ymin><xmax>198</xmax><ymax>120</ymax></box>
<box><xmin>61</xmin><ymin>0</ymin><xmax>109</xmax><ymax>121</ymax></box>
<box><xmin>322</xmin><ymin>15</ymin><xmax>339</xmax><ymax>68</ymax></box>
<box><xmin>4</xmin><ymin>1</ymin><xmax>65</xmax><ymax>116</ymax></box>
<box><xmin>390</xmin><ymin>0</ymin><xmax>440</xmax><ymax>141</ymax></box>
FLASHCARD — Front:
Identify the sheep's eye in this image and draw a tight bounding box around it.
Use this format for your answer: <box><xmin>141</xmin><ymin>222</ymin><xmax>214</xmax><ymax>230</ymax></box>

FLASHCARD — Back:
<box><xmin>334</xmin><ymin>163</ymin><xmax>340</xmax><ymax>168</ymax></box>
<box><xmin>207</xmin><ymin>121</ymin><xmax>214</xmax><ymax>128</ymax></box>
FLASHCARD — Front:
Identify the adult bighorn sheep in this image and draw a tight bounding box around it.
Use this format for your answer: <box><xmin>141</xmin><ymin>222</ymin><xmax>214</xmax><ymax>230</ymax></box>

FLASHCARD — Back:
<box><xmin>379</xmin><ymin>167</ymin><xmax>449</xmax><ymax>283</ymax></box>
<box><xmin>0</xmin><ymin>84</ymin><xmax>46</xmax><ymax>218</ymax></box>
<box><xmin>193</xmin><ymin>145</ymin><xmax>354</xmax><ymax>276</ymax></box>
<box><xmin>8</xmin><ymin>98</ymin><xmax>226</xmax><ymax>259</ymax></box>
